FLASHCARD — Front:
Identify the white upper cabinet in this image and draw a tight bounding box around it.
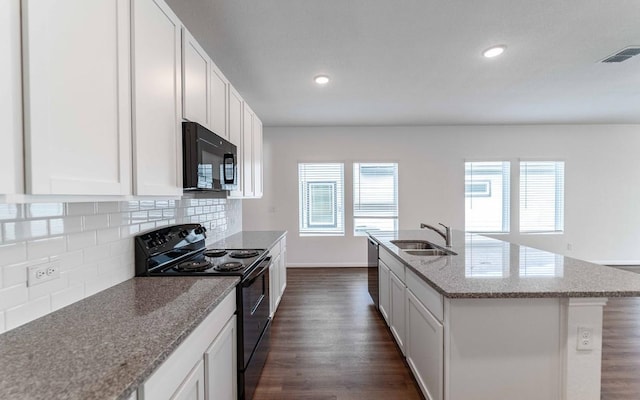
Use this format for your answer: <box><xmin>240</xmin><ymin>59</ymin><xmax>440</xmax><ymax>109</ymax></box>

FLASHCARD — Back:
<box><xmin>0</xmin><ymin>0</ymin><xmax>23</xmax><ymax>195</ymax></box>
<box><xmin>253</xmin><ymin>116</ymin><xmax>263</xmax><ymax>198</ymax></box>
<box><xmin>182</xmin><ymin>27</ymin><xmax>210</xmax><ymax>128</ymax></box>
<box><xmin>210</xmin><ymin>63</ymin><xmax>229</xmax><ymax>140</ymax></box>
<box><xmin>242</xmin><ymin>104</ymin><xmax>255</xmax><ymax>198</ymax></box>
<box><xmin>228</xmin><ymin>86</ymin><xmax>244</xmax><ymax>198</ymax></box>
<box><xmin>22</xmin><ymin>0</ymin><xmax>132</xmax><ymax>195</ymax></box>
<box><xmin>132</xmin><ymin>0</ymin><xmax>183</xmax><ymax>196</ymax></box>
<box><xmin>228</xmin><ymin>88</ymin><xmax>264</xmax><ymax>199</ymax></box>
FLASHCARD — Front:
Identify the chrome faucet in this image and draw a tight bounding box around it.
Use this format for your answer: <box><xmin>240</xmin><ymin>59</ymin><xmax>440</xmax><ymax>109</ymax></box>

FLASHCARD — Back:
<box><xmin>420</xmin><ymin>222</ymin><xmax>452</xmax><ymax>247</ymax></box>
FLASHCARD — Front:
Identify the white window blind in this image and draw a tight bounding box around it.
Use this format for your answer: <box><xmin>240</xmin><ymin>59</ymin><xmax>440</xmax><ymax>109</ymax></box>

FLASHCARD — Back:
<box><xmin>298</xmin><ymin>163</ymin><xmax>344</xmax><ymax>236</ymax></box>
<box><xmin>465</xmin><ymin>161</ymin><xmax>510</xmax><ymax>233</ymax></box>
<box><xmin>520</xmin><ymin>161</ymin><xmax>564</xmax><ymax>232</ymax></box>
<box><xmin>353</xmin><ymin>163</ymin><xmax>398</xmax><ymax>235</ymax></box>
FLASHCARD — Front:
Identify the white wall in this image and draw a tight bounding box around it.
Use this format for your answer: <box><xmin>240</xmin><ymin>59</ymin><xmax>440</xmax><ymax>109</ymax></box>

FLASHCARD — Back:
<box><xmin>0</xmin><ymin>198</ymin><xmax>242</xmax><ymax>333</ymax></box>
<box><xmin>242</xmin><ymin>125</ymin><xmax>640</xmax><ymax>266</ymax></box>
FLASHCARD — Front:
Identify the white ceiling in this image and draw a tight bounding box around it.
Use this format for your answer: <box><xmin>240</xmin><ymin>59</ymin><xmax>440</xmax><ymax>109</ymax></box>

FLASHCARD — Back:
<box><xmin>168</xmin><ymin>0</ymin><xmax>640</xmax><ymax>126</ymax></box>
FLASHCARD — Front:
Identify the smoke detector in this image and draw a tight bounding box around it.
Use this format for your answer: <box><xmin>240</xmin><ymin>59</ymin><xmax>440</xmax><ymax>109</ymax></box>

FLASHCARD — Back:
<box><xmin>600</xmin><ymin>46</ymin><xmax>640</xmax><ymax>63</ymax></box>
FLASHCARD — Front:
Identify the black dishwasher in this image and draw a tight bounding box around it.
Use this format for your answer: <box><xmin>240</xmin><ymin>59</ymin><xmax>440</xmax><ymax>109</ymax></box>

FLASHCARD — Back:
<box><xmin>367</xmin><ymin>238</ymin><xmax>379</xmax><ymax>307</ymax></box>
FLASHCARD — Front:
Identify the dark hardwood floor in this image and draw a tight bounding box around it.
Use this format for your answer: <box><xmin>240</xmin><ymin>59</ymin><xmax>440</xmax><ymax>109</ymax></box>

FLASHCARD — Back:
<box><xmin>253</xmin><ymin>267</ymin><xmax>423</xmax><ymax>400</ymax></box>
<box><xmin>254</xmin><ymin>267</ymin><xmax>640</xmax><ymax>400</ymax></box>
<box><xmin>601</xmin><ymin>297</ymin><xmax>640</xmax><ymax>400</ymax></box>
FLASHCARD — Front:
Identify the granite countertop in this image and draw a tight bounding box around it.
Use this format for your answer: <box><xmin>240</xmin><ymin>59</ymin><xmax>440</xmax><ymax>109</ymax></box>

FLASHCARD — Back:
<box><xmin>0</xmin><ymin>276</ymin><xmax>239</xmax><ymax>400</ymax></box>
<box><xmin>209</xmin><ymin>230</ymin><xmax>286</xmax><ymax>251</ymax></box>
<box><xmin>370</xmin><ymin>230</ymin><xmax>640</xmax><ymax>299</ymax></box>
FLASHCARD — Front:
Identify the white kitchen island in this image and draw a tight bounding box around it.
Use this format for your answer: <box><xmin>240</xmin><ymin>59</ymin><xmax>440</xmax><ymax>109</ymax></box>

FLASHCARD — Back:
<box><xmin>369</xmin><ymin>230</ymin><xmax>640</xmax><ymax>400</ymax></box>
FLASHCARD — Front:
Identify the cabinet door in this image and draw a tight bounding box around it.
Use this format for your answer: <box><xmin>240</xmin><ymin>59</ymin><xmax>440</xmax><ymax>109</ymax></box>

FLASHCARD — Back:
<box><xmin>242</xmin><ymin>104</ymin><xmax>255</xmax><ymax>197</ymax></box>
<box><xmin>269</xmin><ymin>260</ymin><xmax>277</xmax><ymax>317</ymax></box>
<box><xmin>22</xmin><ymin>0</ymin><xmax>131</xmax><ymax>195</ymax></box>
<box><xmin>406</xmin><ymin>290</ymin><xmax>444</xmax><ymax>400</ymax></box>
<box><xmin>210</xmin><ymin>64</ymin><xmax>229</xmax><ymax>140</ymax></box>
<box><xmin>378</xmin><ymin>260</ymin><xmax>390</xmax><ymax>324</ymax></box>
<box><xmin>253</xmin><ymin>116</ymin><xmax>263</xmax><ymax>198</ymax></box>
<box><xmin>389</xmin><ymin>270</ymin><xmax>406</xmax><ymax>354</ymax></box>
<box><xmin>171</xmin><ymin>359</ymin><xmax>205</xmax><ymax>400</ymax></box>
<box><xmin>132</xmin><ymin>0</ymin><xmax>183</xmax><ymax>196</ymax></box>
<box><xmin>228</xmin><ymin>86</ymin><xmax>244</xmax><ymax>198</ymax></box>
<box><xmin>182</xmin><ymin>28</ymin><xmax>210</xmax><ymax>127</ymax></box>
<box><xmin>278</xmin><ymin>245</ymin><xmax>287</xmax><ymax>298</ymax></box>
<box><xmin>0</xmin><ymin>0</ymin><xmax>23</xmax><ymax>195</ymax></box>
<box><xmin>204</xmin><ymin>316</ymin><xmax>237</xmax><ymax>400</ymax></box>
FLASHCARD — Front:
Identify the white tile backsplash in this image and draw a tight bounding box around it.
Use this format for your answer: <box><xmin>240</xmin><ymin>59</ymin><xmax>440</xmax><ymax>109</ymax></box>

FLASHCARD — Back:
<box><xmin>5</xmin><ymin>296</ymin><xmax>51</xmax><ymax>331</ymax></box>
<box><xmin>0</xmin><ymin>198</ymin><xmax>241</xmax><ymax>334</ymax></box>
<box><xmin>0</xmin><ymin>284</ymin><xmax>28</xmax><ymax>310</ymax></box>
<box><xmin>27</xmin><ymin>236</ymin><xmax>66</xmax><ymax>260</ymax></box>
<box><xmin>51</xmin><ymin>284</ymin><xmax>84</xmax><ymax>311</ymax></box>
<box><xmin>0</xmin><ymin>242</ymin><xmax>27</xmax><ymax>267</ymax></box>
<box><xmin>49</xmin><ymin>216</ymin><xmax>83</xmax><ymax>235</ymax></box>
<box><xmin>66</xmin><ymin>202</ymin><xmax>96</xmax><ymax>216</ymax></box>
<box><xmin>67</xmin><ymin>231</ymin><xmax>97</xmax><ymax>251</ymax></box>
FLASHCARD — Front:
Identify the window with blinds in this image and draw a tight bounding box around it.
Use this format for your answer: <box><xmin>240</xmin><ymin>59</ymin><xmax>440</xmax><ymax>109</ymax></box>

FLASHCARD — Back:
<box><xmin>465</xmin><ymin>161</ymin><xmax>510</xmax><ymax>233</ymax></box>
<box><xmin>520</xmin><ymin>161</ymin><xmax>564</xmax><ymax>232</ymax></box>
<box><xmin>353</xmin><ymin>163</ymin><xmax>398</xmax><ymax>235</ymax></box>
<box><xmin>298</xmin><ymin>163</ymin><xmax>344</xmax><ymax>236</ymax></box>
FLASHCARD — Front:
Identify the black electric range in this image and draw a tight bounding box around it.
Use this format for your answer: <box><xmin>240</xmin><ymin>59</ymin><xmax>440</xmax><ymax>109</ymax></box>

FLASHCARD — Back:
<box><xmin>134</xmin><ymin>223</ymin><xmax>267</xmax><ymax>277</ymax></box>
<box><xmin>134</xmin><ymin>224</ymin><xmax>272</xmax><ymax>400</ymax></box>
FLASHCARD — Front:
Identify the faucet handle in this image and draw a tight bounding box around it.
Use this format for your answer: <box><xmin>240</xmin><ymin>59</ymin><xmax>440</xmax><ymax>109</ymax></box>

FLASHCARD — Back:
<box><xmin>438</xmin><ymin>222</ymin><xmax>449</xmax><ymax>230</ymax></box>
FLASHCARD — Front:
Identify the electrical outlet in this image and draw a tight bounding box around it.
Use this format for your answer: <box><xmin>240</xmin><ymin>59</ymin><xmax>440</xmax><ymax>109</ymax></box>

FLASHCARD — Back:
<box><xmin>577</xmin><ymin>326</ymin><xmax>594</xmax><ymax>351</ymax></box>
<box><xmin>27</xmin><ymin>261</ymin><xmax>61</xmax><ymax>287</ymax></box>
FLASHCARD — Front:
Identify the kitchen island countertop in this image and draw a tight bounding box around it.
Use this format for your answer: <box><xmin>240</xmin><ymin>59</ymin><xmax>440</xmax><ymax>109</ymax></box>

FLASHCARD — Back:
<box><xmin>370</xmin><ymin>230</ymin><xmax>640</xmax><ymax>298</ymax></box>
<box><xmin>0</xmin><ymin>276</ymin><xmax>239</xmax><ymax>400</ymax></box>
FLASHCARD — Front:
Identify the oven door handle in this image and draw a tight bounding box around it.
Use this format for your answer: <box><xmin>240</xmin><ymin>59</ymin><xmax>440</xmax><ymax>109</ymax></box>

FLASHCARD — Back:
<box><xmin>242</xmin><ymin>256</ymin><xmax>272</xmax><ymax>287</ymax></box>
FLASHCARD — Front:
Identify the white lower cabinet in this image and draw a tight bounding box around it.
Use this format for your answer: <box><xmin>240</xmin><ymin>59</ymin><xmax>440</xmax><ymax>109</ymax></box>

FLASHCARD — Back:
<box><xmin>406</xmin><ymin>290</ymin><xmax>443</xmax><ymax>400</ymax></box>
<box><xmin>389</xmin><ymin>270</ymin><xmax>406</xmax><ymax>354</ymax></box>
<box><xmin>140</xmin><ymin>289</ymin><xmax>236</xmax><ymax>400</ymax></box>
<box><xmin>278</xmin><ymin>238</ymin><xmax>287</xmax><ymax>297</ymax></box>
<box><xmin>171</xmin><ymin>360</ymin><xmax>205</xmax><ymax>400</ymax></box>
<box><xmin>378</xmin><ymin>260</ymin><xmax>390</xmax><ymax>324</ymax></box>
<box><xmin>378</xmin><ymin>248</ymin><xmax>443</xmax><ymax>400</ymax></box>
<box><xmin>269</xmin><ymin>235</ymin><xmax>288</xmax><ymax>317</ymax></box>
<box><xmin>204</xmin><ymin>316</ymin><xmax>237</xmax><ymax>400</ymax></box>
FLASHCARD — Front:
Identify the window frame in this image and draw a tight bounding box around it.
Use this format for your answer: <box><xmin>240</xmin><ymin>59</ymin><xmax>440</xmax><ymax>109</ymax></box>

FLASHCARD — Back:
<box><xmin>353</xmin><ymin>162</ymin><xmax>399</xmax><ymax>236</ymax></box>
<box><xmin>298</xmin><ymin>162</ymin><xmax>345</xmax><ymax>237</ymax></box>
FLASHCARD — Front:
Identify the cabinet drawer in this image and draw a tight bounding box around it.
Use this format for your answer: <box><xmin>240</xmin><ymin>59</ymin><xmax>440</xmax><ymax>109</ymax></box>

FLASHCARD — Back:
<box><xmin>406</xmin><ymin>269</ymin><xmax>443</xmax><ymax>322</ymax></box>
<box><xmin>379</xmin><ymin>247</ymin><xmax>405</xmax><ymax>282</ymax></box>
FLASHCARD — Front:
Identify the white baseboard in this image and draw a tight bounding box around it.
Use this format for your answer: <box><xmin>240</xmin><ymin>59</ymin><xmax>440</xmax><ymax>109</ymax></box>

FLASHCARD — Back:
<box><xmin>287</xmin><ymin>262</ymin><xmax>367</xmax><ymax>268</ymax></box>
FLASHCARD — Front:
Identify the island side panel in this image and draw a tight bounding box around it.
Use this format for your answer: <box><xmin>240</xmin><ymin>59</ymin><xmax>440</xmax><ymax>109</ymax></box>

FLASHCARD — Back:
<box><xmin>560</xmin><ymin>298</ymin><xmax>607</xmax><ymax>400</ymax></box>
<box><xmin>444</xmin><ymin>298</ymin><xmax>562</xmax><ymax>400</ymax></box>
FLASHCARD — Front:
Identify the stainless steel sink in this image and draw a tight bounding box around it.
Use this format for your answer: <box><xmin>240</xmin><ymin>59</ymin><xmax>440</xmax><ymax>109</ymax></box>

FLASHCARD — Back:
<box><xmin>390</xmin><ymin>239</ymin><xmax>457</xmax><ymax>256</ymax></box>
<box><xmin>404</xmin><ymin>249</ymin><xmax>456</xmax><ymax>256</ymax></box>
<box><xmin>390</xmin><ymin>240</ymin><xmax>437</xmax><ymax>250</ymax></box>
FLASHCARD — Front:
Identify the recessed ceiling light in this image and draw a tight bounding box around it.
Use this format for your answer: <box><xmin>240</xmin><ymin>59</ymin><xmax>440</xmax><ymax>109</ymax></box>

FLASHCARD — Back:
<box><xmin>483</xmin><ymin>45</ymin><xmax>506</xmax><ymax>58</ymax></box>
<box><xmin>314</xmin><ymin>75</ymin><xmax>330</xmax><ymax>85</ymax></box>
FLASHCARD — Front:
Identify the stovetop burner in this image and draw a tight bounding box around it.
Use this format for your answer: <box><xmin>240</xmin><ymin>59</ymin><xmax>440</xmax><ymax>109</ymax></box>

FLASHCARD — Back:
<box><xmin>204</xmin><ymin>249</ymin><xmax>227</xmax><ymax>258</ymax></box>
<box><xmin>230</xmin><ymin>250</ymin><xmax>260</xmax><ymax>259</ymax></box>
<box><xmin>175</xmin><ymin>260</ymin><xmax>212</xmax><ymax>272</ymax></box>
<box><xmin>215</xmin><ymin>261</ymin><xmax>244</xmax><ymax>272</ymax></box>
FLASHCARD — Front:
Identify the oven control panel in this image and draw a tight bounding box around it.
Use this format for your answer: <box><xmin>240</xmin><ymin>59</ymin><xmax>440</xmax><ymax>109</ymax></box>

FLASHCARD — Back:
<box><xmin>134</xmin><ymin>224</ymin><xmax>207</xmax><ymax>275</ymax></box>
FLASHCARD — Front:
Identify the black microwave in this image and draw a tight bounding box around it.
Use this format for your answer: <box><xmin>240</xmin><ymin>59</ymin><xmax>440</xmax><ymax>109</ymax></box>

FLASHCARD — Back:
<box><xmin>182</xmin><ymin>122</ymin><xmax>238</xmax><ymax>191</ymax></box>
